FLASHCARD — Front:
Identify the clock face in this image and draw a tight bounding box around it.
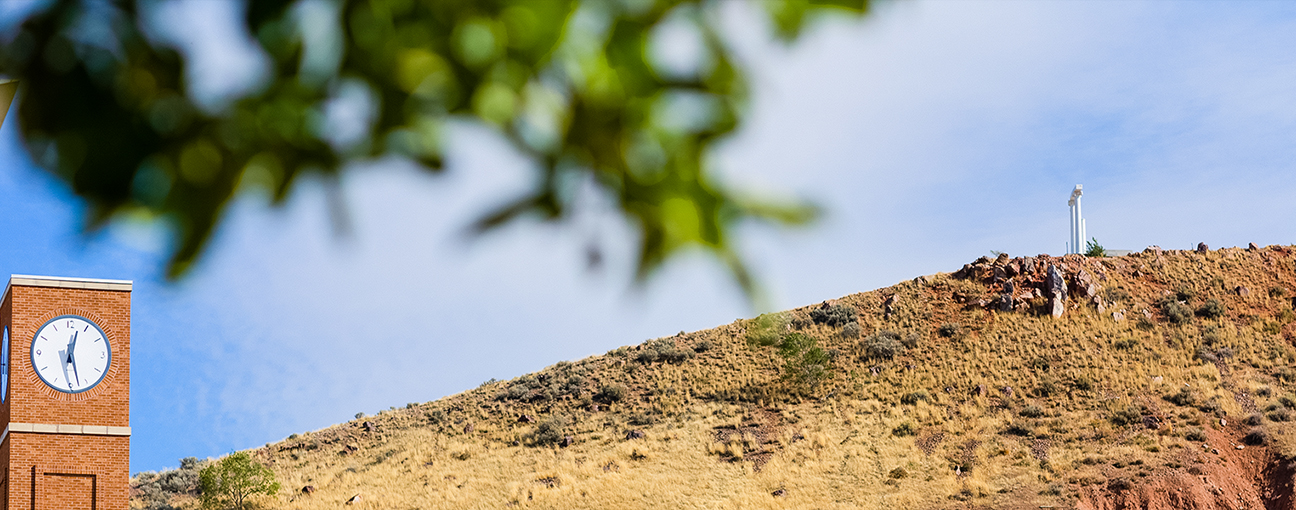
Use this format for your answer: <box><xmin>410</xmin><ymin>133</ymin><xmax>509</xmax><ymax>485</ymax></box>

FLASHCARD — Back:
<box><xmin>30</xmin><ymin>315</ymin><xmax>111</xmax><ymax>393</ymax></box>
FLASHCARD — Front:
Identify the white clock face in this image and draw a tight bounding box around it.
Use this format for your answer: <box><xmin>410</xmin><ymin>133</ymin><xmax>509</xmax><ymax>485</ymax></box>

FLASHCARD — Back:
<box><xmin>30</xmin><ymin>315</ymin><xmax>111</xmax><ymax>393</ymax></box>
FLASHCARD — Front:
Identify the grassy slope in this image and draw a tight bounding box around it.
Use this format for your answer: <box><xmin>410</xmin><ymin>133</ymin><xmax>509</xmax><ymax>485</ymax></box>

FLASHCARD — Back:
<box><xmin>135</xmin><ymin>246</ymin><xmax>1296</xmax><ymax>509</ymax></box>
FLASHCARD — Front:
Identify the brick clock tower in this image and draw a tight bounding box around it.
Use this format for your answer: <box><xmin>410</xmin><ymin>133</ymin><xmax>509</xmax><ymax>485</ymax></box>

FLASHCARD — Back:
<box><xmin>0</xmin><ymin>275</ymin><xmax>131</xmax><ymax>510</ymax></box>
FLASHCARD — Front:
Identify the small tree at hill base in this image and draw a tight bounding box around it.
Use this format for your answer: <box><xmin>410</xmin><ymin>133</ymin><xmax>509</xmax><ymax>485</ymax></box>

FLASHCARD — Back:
<box><xmin>199</xmin><ymin>452</ymin><xmax>280</xmax><ymax>510</ymax></box>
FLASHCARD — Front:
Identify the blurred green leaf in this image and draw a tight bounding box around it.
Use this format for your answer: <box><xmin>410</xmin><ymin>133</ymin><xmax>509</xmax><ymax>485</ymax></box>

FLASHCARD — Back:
<box><xmin>0</xmin><ymin>0</ymin><xmax>868</xmax><ymax>302</ymax></box>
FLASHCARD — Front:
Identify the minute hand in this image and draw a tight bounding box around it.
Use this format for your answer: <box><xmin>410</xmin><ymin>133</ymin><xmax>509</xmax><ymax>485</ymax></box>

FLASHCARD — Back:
<box><xmin>68</xmin><ymin>332</ymin><xmax>80</xmax><ymax>387</ymax></box>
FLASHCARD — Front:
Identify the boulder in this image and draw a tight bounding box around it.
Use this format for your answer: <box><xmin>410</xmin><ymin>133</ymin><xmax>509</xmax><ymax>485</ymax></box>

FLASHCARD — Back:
<box><xmin>346</xmin><ymin>494</ymin><xmax>362</xmax><ymax>505</ymax></box>
<box><xmin>301</xmin><ymin>485</ymin><xmax>316</xmax><ymax>495</ymax></box>
<box><xmin>625</xmin><ymin>430</ymin><xmax>645</xmax><ymax>440</ymax></box>
<box><xmin>1248</xmin><ymin>242</ymin><xmax>1260</xmax><ymax>251</ymax></box>
<box><xmin>463</xmin><ymin>423</ymin><xmax>474</xmax><ymax>434</ymax></box>
<box><xmin>1045</xmin><ymin>265</ymin><xmax>1067</xmax><ymax>301</ymax></box>
<box><xmin>1050</xmin><ymin>297</ymin><xmax>1065</xmax><ymax>318</ymax></box>
<box><xmin>994</xmin><ymin>252</ymin><xmax>1010</xmax><ymax>266</ymax></box>
<box><xmin>1197</xmin><ymin>242</ymin><xmax>1209</xmax><ymax>253</ymax></box>
<box><xmin>1236</xmin><ymin>286</ymin><xmax>1250</xmax><ymax>297</ymax></box>
<box><xmin>518</xmin><ymin>415</ymin><xmax>536</xmax><ymax>423</ymax></box>
<box><xmin>1112</xmin><ymin>311</ymin><xmax>1125</xmax><ymax>322</ymax></box>
<box><xmin>362</xmin><ymin>421</ymin><xmax>375</xmax><ymax>432</ymax></box>
<box><xmin>560</xmin><ymin>436</ymin><xmax>575</xmax><ymax>448</ymax></box>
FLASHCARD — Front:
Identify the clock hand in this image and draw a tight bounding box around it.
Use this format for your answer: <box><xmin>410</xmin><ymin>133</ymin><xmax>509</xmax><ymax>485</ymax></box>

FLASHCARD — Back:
<box><xmin>68</xmin><ymin>332</ymin><xmax>81</xmax><ymax>387</ymax></box>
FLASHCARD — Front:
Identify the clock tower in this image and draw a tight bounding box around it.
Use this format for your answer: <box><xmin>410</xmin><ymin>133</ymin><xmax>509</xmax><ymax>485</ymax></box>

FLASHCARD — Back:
<box><xmin>0</xmin><ymin>275</ymin><xmax>131</xmax><ymax>510</ymax></box>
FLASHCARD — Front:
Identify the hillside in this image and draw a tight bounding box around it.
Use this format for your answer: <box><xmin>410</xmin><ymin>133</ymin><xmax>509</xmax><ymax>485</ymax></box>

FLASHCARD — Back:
<box><xmin>133</xmin><ymin>245</ymin><xmax>1296</xmax><ymax>509</ymax></box>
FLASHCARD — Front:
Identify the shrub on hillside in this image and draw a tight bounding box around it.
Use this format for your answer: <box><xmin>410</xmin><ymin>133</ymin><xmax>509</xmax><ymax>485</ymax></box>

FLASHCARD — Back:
<box><xmin>746</xmin><ymin>313</ymin><xmax>789</xmax><ymax>347</ymax></box>
<box><xmin>1110</xmin><ymin>405</ymin><xmax>1142</xmax><ymax>426</ymax></box>
<box><xmin>636</xmin><ymin>339</ymin><xmax>695</xmax><ymax>365</ymax></box>
<box><xmin>1243</xmin><ymin>429</ymin><xmax>1270</xmax><ymax>446</ymax></box>
<box><xmin>1072</xmin><ymin>376</ymin><xmax>1094</xmax><ymax>392</ymax></box>
<box><xmin>1198</xmin><ymin>298</ymin><xmax>1225</xmax><ymax>319</ymax></box>
<box><xmin>938</xmin><ymin>323</ymin><xmax>961</xmax><ymax>338</ymax></box>
<box><xmin>779</xmin><ymin>333</ymin><xmax>833</xmax><ymax>393</ymax></box>
<box><xmin>1161</xmin><ymin>300</ymin><xmax>1194</xmax><ymax>325</ymax></box>
<box><xmin>1184</xmin><ymin>428</ymin><xmax>1207</xmax><ymax>442</ymax></box>
<box><xmin>1164</xmin><ymin>388</ymin><xmax>1197</xmax><ymax>407</ymax></box>
<box><xmin>891</xmin><ymin>422</ymin><xmax>916</xmax><ymax>437</ymax></box>
<box><xmin>1019</xmin><ymin>405</ymin><xmax>1044</xmax><ymax>418</ymax></box>
<box><xmin>840</xmin><ymin>322</ymin><xmax>862</xmax><ymax>339</ymax></box>
<box><xmin>901</xmin><ymin>333</ymin><xmax>921</xmax><ymax>349</ymax></box>
<box><xmin>863</xmin><ymin>330</ymin><xmax>904</xmax><ymax>360</ymax></box>
<box><xmin>810</xmin><ymin>304</ymin><xmax>857</xmax><ymax>327</ymax></box>
<box><xmin>133</xmin><ymin>457</ymin><xmax>205</xmax><ymax>510</ymax></box>
<box><xmin>531</xmin><ymin>415</ymin><xmax>569</xmax><ymax>446</ymax></box>
<box><xmin>199</xmin><ymin>452</ymin><xmax>279</xmax><ymax>510</ymax></box>
<box><xmin>900</xmin><ymin>391</ymin><xmax>929</xmax><ymax>405</ymax></box>
<box><xmin>595</xmin><ymin>383</ymin><xmax>627</xmax><ymax>404</ymax></box>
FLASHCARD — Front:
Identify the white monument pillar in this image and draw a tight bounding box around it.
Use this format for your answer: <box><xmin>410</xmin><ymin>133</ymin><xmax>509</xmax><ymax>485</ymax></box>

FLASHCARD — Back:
<box><xmin>1068</xmin><ymin>185</ymin><xmax>1083</xmax><ymax>254</ymax></box>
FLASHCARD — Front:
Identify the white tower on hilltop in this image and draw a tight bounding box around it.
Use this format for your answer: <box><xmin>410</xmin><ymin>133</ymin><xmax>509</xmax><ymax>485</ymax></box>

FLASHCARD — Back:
<box><xmin>1068</xmin><ymin>185</ymin><xmax>1085</xmax><ymax>254</ymax></box>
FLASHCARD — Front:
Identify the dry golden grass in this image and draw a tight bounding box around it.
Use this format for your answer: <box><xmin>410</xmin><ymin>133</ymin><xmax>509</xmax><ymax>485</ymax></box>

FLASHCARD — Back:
<box><xmin>135</xmin><ymin>245</ymin><xmax>1296</xmax><ymax>509</ymax></box>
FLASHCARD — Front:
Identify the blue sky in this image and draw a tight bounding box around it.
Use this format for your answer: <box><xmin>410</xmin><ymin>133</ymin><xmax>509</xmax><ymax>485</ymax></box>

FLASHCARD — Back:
<box><xmin>4</xmin><ymin>1</ymin><xmax>1296</xmax><ymax>473</ymax></box>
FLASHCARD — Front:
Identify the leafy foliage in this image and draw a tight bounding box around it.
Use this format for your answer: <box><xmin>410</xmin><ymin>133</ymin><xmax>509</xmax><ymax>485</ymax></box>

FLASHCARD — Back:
<box><xmin>777</xmin><ymin>332</ymin><xmax>832</xmax><ymax>393</ymax></box>
<box><xmin>862</xmin><ymin>330</ymin><xmax>904</xmax><ymax>360</ymax></box>
<box><xmin>199</xmin><ymin>452</ymin><xmax>280</xmax><ymax>510</ymax></box>
<box><xmin>745</xmin><ymin>312</ymin><xmax>789</xmax><ymax>347</ymax></box>
<box><xmin>636</xmin><ymin>338</ymin><xmax>695</xmax><ymax>364</ymax></box>
<box><xmin>1084</xmin><ymin>238</ymin><xmax>1106</xmax><ymax>257</ymax></box>
<box><xmin>1161</xmin><ymin>299</ymin><xmax>1194</xmax><ymax>325</ymax></box>
<box><xmin>809</xmin><ymin>304</ymin><xmax>857</xmax><ymax>327</ymax></box>
<box><xmin>132</xmin><ymin>457</ymin><xmax>205</xmax><ymax>510</ymax></box>
<box><xmin>595</xmin><ymin>382</ymin><xmax>627</xmax><ymax>403</ymax></box>
<box><xmin>0</xmin><ymin>0</ymin><xmax>867</xmax><ymax>295</ymax></box>
<box><xmin>531</xmin><ymin>415</ymin><xmax>570</xmax><ymax>446</ymax></box>
<box><xmin>1198</xmin><ymin>298</ymin><xmax>1225</xmax><ymax>319</ymax></box>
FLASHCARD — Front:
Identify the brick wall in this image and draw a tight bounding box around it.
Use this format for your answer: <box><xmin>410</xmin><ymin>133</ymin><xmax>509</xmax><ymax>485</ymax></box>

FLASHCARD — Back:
<box><xmin>0</xmin><ymin>281</ymin><xmax>130</xmax><ymax>510</ymax></box>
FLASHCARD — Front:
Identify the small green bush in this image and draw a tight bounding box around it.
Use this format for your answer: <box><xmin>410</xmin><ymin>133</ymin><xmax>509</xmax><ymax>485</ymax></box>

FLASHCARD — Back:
<box><xmin>1085</xmin><ymin>238</ymin><xmax>1106</xmax><ymax>257</ymax></box>
<box><xmin>531</xmin><ymin>415</ymin><xmax>569</xmax><ymax>446</ymax></box>
<box><xmin>1111</xmin><ymin>405</ymin><xmax>1142</xmax><ymax>426</ymax></box>
<box><xmin>1184</xmin><ymin>428</ymin><xmax>1207</xmax><ymax>442</ymax></box>
<box><xmin>1161</xmin><ymin>300</ymin><xmax>1193</xmax><ymax>325</ymax></box>
<box><xmin>1197</xmin><ymin>298</ymin><xmax>1225</xmax><ymax>319</ymax></box>
<box><xmin>1164</xmin><ymin>388</ymin><xmax>1196</xmax><ymax>407</ymax></box>
<box><xmin>938</xmin><ymin>323</ymin><xmax>961</xmax><ymax>338</ymax></box>
<box><xmin>863</xmin><ymin>330</ymin><xmax>904</xmax><ymax>360</ymax></box>
<box><xmin>1113</xmin><ymin>338</ymin><xmax>1139</xmax><ymax>350</ymax></box>
<box><xmin>199</xmin><ymin>452</ymin><xmax>280</xmax><ymax>510</ymax></box>
<box><xmin>1243</xmin><ymin>429</ymin><xmax>1269</xmax><ymax>445</ymax></box>
<box><xmin>1019</xmin><ymin>405</ymin><xmax>1044</xmax><ymax>418</ymax></box>
<box><xmin>135</xmin><ymin>457</ymin><xmax>205</xmax><ymax>510</ymax></box>
<box><xmin>810</xmin><ymin>304</ymin><xmax>857</xmax><ymax>327</ymax></box>
<box><xmin>746</xmin><ymin>313</ymin><xmax>789</xmax><ymax>347</ymax></box>
<box><xmin>1268</xmin><ymin>407</ymin><xmax>1292</xmax><ymax>422</ymax></box>
<box><xmin>891</xmin><ymin>422</ymin><xmax>916</xmax><ymax>437</ymax></box>
<box><xmin>840</xmin><ymin>322</ymin><xmax>862</xmax><ymax>339</ymax></box>
<box><xmin>900</xmin><ymin>391</ymin><xmax>929</xmax><ymax>405</ymax></box>
<box><xmin>1073</xmin><ymin>376</ymin><xmax>1094</xmax><ymax>392</ymax></box>
<box><xmin>595</xmin><ymin>383</ymin><xmax>627</xmax><ymax>403</ymax></box>
<box><xmin>779</xmin><ymin>333</ymin><xmax>833</xmax><ymax>393</ymax></box>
